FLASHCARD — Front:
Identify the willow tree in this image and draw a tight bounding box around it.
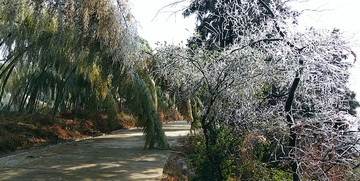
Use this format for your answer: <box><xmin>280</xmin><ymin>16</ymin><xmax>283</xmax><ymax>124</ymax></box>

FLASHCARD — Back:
<box><xmin>154</xmin><ymin>0</ymin><xmax>359</xmax><ymax>179</ymax></box>
<box><xmin>0</xmin><ymin>0</ymin><xmax>168</xmax><ymax>149</ymax></box>
<box><xmin>0</xmin><ymin>0</ymin><xmax>134</xmax><ymax>110</ymax></box>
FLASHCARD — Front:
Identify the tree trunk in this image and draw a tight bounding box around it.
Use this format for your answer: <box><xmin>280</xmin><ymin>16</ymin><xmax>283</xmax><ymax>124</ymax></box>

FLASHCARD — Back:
<box><xmin>52</xmin><ymin>67</ymin><xmax>76</xmax><ymax>121</ymax></box>
<box><xmin>285</xmin><ymin>77</ymin><xmax>300</xmax><ymax>181</ymax></box>
<box><xmin>0</xmin><ymin>64</ymin><xmax>15</xmax><ymax>103</ymax></box>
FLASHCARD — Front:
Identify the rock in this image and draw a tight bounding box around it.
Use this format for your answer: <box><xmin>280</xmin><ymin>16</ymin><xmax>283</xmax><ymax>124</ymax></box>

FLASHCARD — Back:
<box><xmin>163</xmin><ymin>153</ymin><xmax>194</xmax><ymax>177</ymax></box>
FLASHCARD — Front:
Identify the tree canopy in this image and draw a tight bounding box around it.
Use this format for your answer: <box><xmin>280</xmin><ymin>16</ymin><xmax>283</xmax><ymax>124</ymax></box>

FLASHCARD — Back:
<box><xmin>0</xmin><ymin>0</ymin><xmax>168</xmax><ymax>149</ymax></box>
<box><xmin>183</xmin><ymin>0</ymin><xmax>294</xmax><ymax>49</ymax></box>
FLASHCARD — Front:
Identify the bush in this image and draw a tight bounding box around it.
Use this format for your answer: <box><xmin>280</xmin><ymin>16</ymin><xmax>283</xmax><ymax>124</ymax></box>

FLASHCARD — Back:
<box><xmin>103</xmin><ymin>94</ymin><xmax>120</xmax><ymax>130</ymax></box>
<box><xmin>183</xmin><ymin>126</ymin><xmax>293</xmax><ymax>181</ymax></box>
<box><xmin>185</xmin><ymin>127</ymin><xmax>241</xmax><ymax>180</ymax></box>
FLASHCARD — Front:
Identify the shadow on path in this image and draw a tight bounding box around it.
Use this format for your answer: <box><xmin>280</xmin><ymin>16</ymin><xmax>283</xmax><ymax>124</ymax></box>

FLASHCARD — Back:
<box><xmin>0</xmin><ymin>121</ymin><xmax>190</xmax><ymax>181</ymax></box>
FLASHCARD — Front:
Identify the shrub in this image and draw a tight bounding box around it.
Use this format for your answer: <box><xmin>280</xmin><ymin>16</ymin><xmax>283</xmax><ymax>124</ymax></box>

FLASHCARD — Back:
<box><xmin>183</xmin><ymin>127</ymin><xmax>293</xmax><ymax>180</ymax></box>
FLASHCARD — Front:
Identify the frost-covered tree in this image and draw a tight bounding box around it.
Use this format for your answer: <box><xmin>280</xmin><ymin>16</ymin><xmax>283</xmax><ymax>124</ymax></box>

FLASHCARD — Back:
<box><xmin>154</xmin><ymin>0</ymin><xmax>359</xmax><ymax>179</ymax></box>
<box><xmin>183</xmin><ymin>0</ymin><xmax>293</xmax><ymax>50</ymax></box>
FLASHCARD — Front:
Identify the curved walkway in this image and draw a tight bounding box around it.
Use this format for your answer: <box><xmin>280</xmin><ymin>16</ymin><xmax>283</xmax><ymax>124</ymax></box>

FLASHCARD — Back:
<box><xmin>0</xmin><ymin>121</ymin><xmax>190</xmax><ymax>181</ymax></box>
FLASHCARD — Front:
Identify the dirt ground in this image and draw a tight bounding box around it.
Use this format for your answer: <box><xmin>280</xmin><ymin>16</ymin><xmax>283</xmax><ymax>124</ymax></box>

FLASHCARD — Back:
<box><xmin>0</xmin><ymin>121</ymin><xmax>190</xmax><ymax>181</ymax></box>
<box><xmin>0</xmin><ymin>112</ymin><xmax>140</xmax><ymax>157</ymax></box>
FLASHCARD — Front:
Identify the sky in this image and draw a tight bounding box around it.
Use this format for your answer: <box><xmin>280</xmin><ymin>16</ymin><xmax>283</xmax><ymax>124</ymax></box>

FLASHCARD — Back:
<box><xmin>129</xmin><ymin>0</ymin><xmax>360</xmax><ymax>106</ymax></box>
<box><xmin>129</xmin><ymin>0</ymin><xmax>196</xmax><ymax>47</ymax></box>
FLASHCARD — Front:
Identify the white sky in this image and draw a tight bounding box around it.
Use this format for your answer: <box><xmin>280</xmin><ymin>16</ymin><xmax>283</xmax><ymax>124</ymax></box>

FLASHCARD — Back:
<box><xmin>129</xmin><ymin>0</ymin><xmax>360</xmax><ymax>105</ymax></box>
<box><xmin>129</xmin><ymin>0</ymin><xmax>195</xmax><ymax>47</ymax></box>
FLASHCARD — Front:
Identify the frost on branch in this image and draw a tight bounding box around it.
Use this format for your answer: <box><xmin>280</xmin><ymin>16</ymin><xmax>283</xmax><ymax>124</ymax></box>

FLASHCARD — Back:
<box><xmin>154</xmin><ymin>0</ymin><xmax>359</xmax><ymax>179</ymax></box>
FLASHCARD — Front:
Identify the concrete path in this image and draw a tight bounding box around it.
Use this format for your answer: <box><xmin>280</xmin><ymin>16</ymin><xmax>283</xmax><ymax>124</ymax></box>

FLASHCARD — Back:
<box><xmin>0</xmin><ymin>121</ymin><xmax>190</xmax><ymax>181</ymax></box>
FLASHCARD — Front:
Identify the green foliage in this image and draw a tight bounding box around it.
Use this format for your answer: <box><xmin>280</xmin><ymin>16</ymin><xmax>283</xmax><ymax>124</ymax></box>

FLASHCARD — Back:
<box><xmin>125</xmin><ymin>72</ymin><xmax>168</xmax><ymax>149</ymax></box>
<box><xmin>0</xmin><ymin>0</ymin><xmax>170</xmax><ymax>149</ymax></box>
<box><xmin>183</xmin><ymin>125</ymin><xmax>294</xmax><ymax>181</ymax></box>
<box><xmin>0</xmin><ymin>0</ymin><xmax>134</xmax><ymax>114</ymax></box>
<box><xmin>346</xmin><ymin>91</ymin><xmax>360</xmax><ymax>116</ymax></box>
<box><xmin>190</xmin><ymin>137</ymin><xmax>234</xmax><ymax>180</ymax></box>
<box><xmin>270</xmin><ymin>169</ymin><xmax>292</xmax><ymax>181</ymax></box>
<box><xmin>103</xmin><ymin>94</ymin><xmax>120</xmax><ymax>130</ymax></box>
<box><xmin>184</xmin><ymin>126</ymin><xmax>251</xmax><ymax>180</ymax></box>
<box><xmin>137</xmin><ymin>71</ymin><xmax>158</xmax><ymax>110</ymax></box>
<box><xmin>156</xmin><ymin>86</ymin><xmax>170</xmax><ymax>112</ymax></box>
